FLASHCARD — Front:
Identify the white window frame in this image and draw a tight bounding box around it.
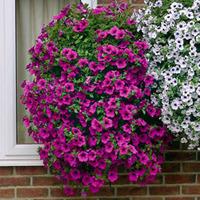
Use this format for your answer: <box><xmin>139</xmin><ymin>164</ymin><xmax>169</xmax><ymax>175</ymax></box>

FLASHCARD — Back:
<box><xmin>0</xmin><ymin>0</ymin><xmax>97</xmax><ymax>166</ymax></box>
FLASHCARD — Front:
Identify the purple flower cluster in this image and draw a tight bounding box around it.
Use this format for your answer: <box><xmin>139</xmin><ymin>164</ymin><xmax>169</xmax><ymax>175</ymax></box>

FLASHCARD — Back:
<box><xmin>21</xmin><ymin>2</ymin><xmax>170</xmax><ymax>196</ymax></box>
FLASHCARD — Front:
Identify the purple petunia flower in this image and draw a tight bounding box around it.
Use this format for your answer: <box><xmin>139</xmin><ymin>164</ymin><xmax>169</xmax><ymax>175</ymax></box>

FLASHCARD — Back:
<box><xmin>129</xmin><ymin>145</ymin><xmax>137</xmax><ymax>154</ymax></box>
<box><xmin>82</xmin><ymin>175</ymin><xmax>91</xmax><ymax>186</ymax></box>
<box><xmin>73</xmin><ymin>25</ymin><xmax>83</xmax><ymax>32</ymax></box>
<box><xmin>120</xmin><ymin>86</ymin><xmax>131</xmax><ymax>98</ymax></box>
<box><xmin>70</xmin><ymin>169</ymin><xmax>81</xmax><ymax>180</ymax></box>
<box><xmin>105</xmin><ymin>85</ymin><xmax>114</xmax><ymax>95</ymax></box>
<box><xmin>80</xmin><ymin>19</ymin><xmax>88</xmax><ymax>28</ymax></box>
<box><xmin>77</xmin><ymin>135</ymin><xmax>86</xmax><ymax>147</ymax></box>
<box><xmin>64</xmin><ymin>186</ymin><xmax>75</xmax><ymax>196</ymax></box>
<box><xmin>72</xmin><ymin>127</ymin><xmax>82</xmax><ymax>135</ymax></box>
<box><xmin>139</xmin><ymin>153</ymin><xmax>149</xmax><ymax>165</ymax></box>
<box><xmin>89</xmin><ymin>61</ymin><xmax>98</xmax><ymax>72</ymax></box>
<box><xmin>65</xmin><ymin>82</ymin><xmax>74</xmax><ymax>92</ymax></box>
<box><xmin>98</xmin><ymin>159</ymin><xmax>107</xmax><ymax>170</ymax></box>
<box><xmin>88</xmin><ymin>136</ymin><xmax>97</xmax><ymax>147</ymax></box>
<box><xmin>115</xmin><ymin>29</ymin><xmax>125</xmax><ymax>40</ymax></box>
<box><xmin>146</xmin><ymin>104</ymin><xmax>157</xmax><ymax>117</ymax></box>
<box><xmin>77</xmin><ymin>3</ymin><xmax>88</xmax><ymax>14</ymax></box>
<box><xmin>65</xmin><ymin>154</ymin><xmax>77</xmax><ymax>167</ymax></box>
<box><xmin>115</xmin><ymin>79</ymin><xmax>125</xmax><ymax>90</ymax></box>
<box><xmin>88</xmin><ymin>150</ymin><xmax>96</xmax><ymax>161</ymax></box>
<box><xmin>91</xmin><ymin>118</ymin><xmax>102</xmax><ymax>132</ymax></box>
<box><xmin>122</xmin><ymin>124</ymin><xmax>131</xmax><ymax>133</ymax></box>
<box><xmin>105</xmin><ymin>106</ymin><xmax>115</xmax><ymax>118</ymax></box>
<box><xmin>66</xmin><ymin>50</ymin><xmax>78</xmax><ymax>61</ymax></box>
<box><xmin>127</xmin><ymin>18</ymin><xmax>136</xmax><ymax>25</ymax></box>
<box><xmin>115</xmin><ymin>58</ymin><xmax>127</xmax><ymax>69</ymax></box>
<box><xmin>92</xmin><ymin>6</ymin><xmax>106</xmax><ymax>15</ymax></box>
<box><xmin>150</xmin><ymin>127</ymin><xmax>165</xmax><ymax>138</ymax></box>
<box><xmin>103</xmin><ymin>117</ymin><xmax>113</xmax><ymax>129</ymax></box>
<box><xmin>109</xmin><ymin>26</ymin><xmax>119</xmax><ymax>36</ymax></box>
<box><xmin>97</xmin><ymin>30</ymin><xmax>108</xmax><ymax>39</ymax></box>
<box><xmin>78</xmin><ymin>58</ymin><xmax>88</xmax><ymax>67</ymax></box>
<box><xmin>78</xmin><ymin>151</ymin><xmax>88</xmax><ymax>162</ymax></box>
<box><xmin>119</xmin><ymin>145</ymin><xmax>128</xmax><ymax>155</ymax></box>
<box><xmin>23</xmin><ymin>117</ymin><xmax>30</xmax><ymax>128</ymax></box>
<box><xmin>37</xmin><ymin>79</ymin><xmax>46</xmax><ymax>89</ymax></box>
<box><xmin>120</xmin><ymin>109</ymin><xmax>132</xmax><ymax>121</ymax></box>
<box><xmin>108</xmin><ymin>169</ymin><xmax>118</xmax><ymax>182</ymax></box>
<box><xmin>101</xmin><ymin>133</ymin><xmax>110</xmax><ymax>144</ymax></box>
<box><xmin>105</xmin><ymin>142</ymin><xmax>114</xmax><ymax>153</ymax></box>
<box><xmin>144</xmin><ymin>75</ymin><xmax>154</xmax><ymax>86</ymax></box>
<box><xmin>128</xmin><ymin>172</ymin><xmax>138</xmax><ymax>182</ymax></box>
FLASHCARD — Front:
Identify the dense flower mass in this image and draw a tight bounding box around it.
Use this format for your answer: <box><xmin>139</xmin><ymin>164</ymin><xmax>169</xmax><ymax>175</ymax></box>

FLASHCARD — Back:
<box><xmin>134</xmin><ymin>0</ymin><xmax>200</xmax><ymax>149</ymax></box>
<box><xmin>21</xmin><ymin>2</ymin><xmax>170</xmax><ymax>196</ymax></box>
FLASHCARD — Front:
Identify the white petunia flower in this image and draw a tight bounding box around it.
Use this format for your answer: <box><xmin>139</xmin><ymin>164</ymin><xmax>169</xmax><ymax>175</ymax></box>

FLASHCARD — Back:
<box><xmin>135</xmin><ymin>0</ymin><xmax>200</xmax><ymax>149</ymax></box>
<box><xmin>154</xmin><ymin>0</ymin><xmax>162</xmax><ymax>7</ymax></box>
<box><xmin>196</xmin><ymin>87</ymin><xmax>200</xmax><ymax>96</ymax></box>
<box><xmin>171</xmin><ymin>99</ymin><xmax>180</xmax><ymax>110</ymax></box>
<box><xmin>185</xmin><ymin>11</ymin><xmax>194</xmax><ymax>19</ymax></box>
<box><xmin>177</xmin><ymin>21</ymin><xmax>187</xmax><ymax>30</ymax></box>
<box><xmin>181</xmin><ymin>137</ymin><xmax>188</xmax><ymax>143</ymax></box>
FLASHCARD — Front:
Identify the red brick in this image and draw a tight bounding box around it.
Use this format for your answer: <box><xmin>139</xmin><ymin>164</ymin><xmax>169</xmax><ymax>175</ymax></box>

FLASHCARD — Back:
<box><xmin>183</xmin><ymin>163</ymin><xmax>200</xmax><ymax>172</ymax></box>
<box><xmin>182</xmin><ymin>186</ymin><xmax>200</xmax><ymax>194</ymax></box>
<box><xmin>17</xmin><ymin>188</ymin><xmax>48</xmax><ymax>198</ymax></box>
<box><xmin>0</xmin><ymin>189</ymin><xmax>15</xmax><ymax>198</ymax></box>
<box><xmin>51</xmin><ymin>187</ymin><xmax>83</xmax><ymax>197</ymax></box>
<box><xmin>15</xmin><ymin>166</ymin><xmax>47</xmax><ymax>175</ymax></box>
<box><xmin>198</xmin><ymin>152</ymin><xmax>200</xmax><ymax>160</ymax></box>
<box><xmin>114</xmin><ymin>174</ymin><xmax>129</xmax><ymax>185</ymax></box>
<box><xmin>151</xmin><ymin>175</ymin><xmax>163</xmax><ymax>184</ymax></box>
<box><xmin>126</xmin><ymin>198</ymin><xmax>162</xmax><ymax>200</ymax></box>
<box><xmin>99</xmin><ymin>198</ymin><xmax>130</xmax><ymax>200</ymax></box>
<box><xmin>162</xmin><ymin>162</ymin><xmax>180</xmax><ymax>172</ymax></box>
<box><xmin>117</xmin><ymin>186</ymin><xmax>147</xmax><ymax>196</ymax></box>
<box><xmin>181</xmin><ymin>143</ymin><xmax>192</xmax><ymax>150</ymax></box>
<box><xmin>166</xmin><ymin>198</ymin><xmax>195</xmax><ymax>200</ymax></box>
<box><xmin>165</xmin><ymin>174</ymin><xmax>196</xmax><ymax>184</ymax></box>
<box><xmin>33</xmin><ymin>176</ymin><xmax>61</xmax><ymax>186</ymax></box>
<box><xmin>70</xmin><ymin>199</ymin><xmax>98</xmax><ymax>200</ymax></box>
<box><xmin>149</xmin><ymin>186</ymin><xmax>179</xmax><ymax>195</ymax></box>
<box><xmin>51</xmin><ymin>188</ymin><xmax>66</xmax><ymax>197</ymax></box>
<box><xmin>32</xmin><ymin>199</ymin><xmax>64</xmax><ymax>200</ymax></box>
<box><xmin>0</xmin><ymin>167</ymin><xmax>13</xmax><ymax>176</ymax></box>
<box><xmin>165</xmin><ymin>152</ymin><xmax>196</xmax><ymax>161</ymax></box>
<box><xmin>66</xmin><ymin>199</ymin><xmax>98</xmax><ymax>200</ymax></box>
<box><xmin>166</xmin><ymin>141</ymin><xmax>181</xmax><ymax>150</ymax></box>
<box><xmin>0</xmin><ymin>177</ymin><xmax>30</xmax><ymax>186</ymax></box>
<box><xmin>89</xmin><ymin>187</ymin><xmax>115</xmax><ymax>196</ymax></box>
<box><xmin>114</xmin><ymin>174</ymin><xmax>162</xmax><ymax>185</ymax></box>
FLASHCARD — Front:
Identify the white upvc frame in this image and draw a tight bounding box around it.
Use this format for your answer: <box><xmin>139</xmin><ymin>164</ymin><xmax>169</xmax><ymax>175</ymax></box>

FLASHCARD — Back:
<box><xmin>83</xmin><ymin>0</ymin><xmax>97</xmax><ymax>8</ymax></box>
<box><xmin>0</xmin><ymin>0</ymin><xmax>97</xmax><ymax>166</ymax></box>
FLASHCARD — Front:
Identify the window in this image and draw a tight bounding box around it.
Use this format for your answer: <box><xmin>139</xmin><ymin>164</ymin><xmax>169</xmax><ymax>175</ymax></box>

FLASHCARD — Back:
<box><xmin>0</xmin><ymin>0</ymin><xmax>97</xmax><ymax>166</ymax></box>
<box><xmin>16</xmin><ymin>0</ymin><xmax>81</xmax><ymax>144</ymax></box>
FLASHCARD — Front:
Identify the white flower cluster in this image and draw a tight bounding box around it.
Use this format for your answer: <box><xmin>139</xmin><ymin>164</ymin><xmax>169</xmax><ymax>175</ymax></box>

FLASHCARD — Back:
<box><xmin>134</xmin><ymin>0</ymin><xmax>200</xmax><ymax>149</ymax></box>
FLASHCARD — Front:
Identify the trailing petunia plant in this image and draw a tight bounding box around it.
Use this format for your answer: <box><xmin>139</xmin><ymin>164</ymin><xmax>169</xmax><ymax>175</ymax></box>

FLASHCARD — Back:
<box><xmin>21</xmin><ymin>2</ymin><xmax>170</xmax><ymax>196</ymax></box>
<box><xmin>134</xmin><ymin>0</ymin><xmax>200</xmax><ymax>149</ymax></box>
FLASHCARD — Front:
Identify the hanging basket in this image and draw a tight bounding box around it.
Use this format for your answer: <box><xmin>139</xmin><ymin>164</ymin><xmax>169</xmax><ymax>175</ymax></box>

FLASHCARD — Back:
<box><xmin>21</xmin><ymin>2</ymin><xmax>170</xmax><ymax>196</ymax></box>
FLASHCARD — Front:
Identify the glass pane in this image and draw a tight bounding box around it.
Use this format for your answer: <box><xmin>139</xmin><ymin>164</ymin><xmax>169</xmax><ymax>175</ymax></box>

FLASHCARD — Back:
<box><xmin>16</xmin><ymin>0</ymin><xmax>80</xmax><ymax>144</ymax></box>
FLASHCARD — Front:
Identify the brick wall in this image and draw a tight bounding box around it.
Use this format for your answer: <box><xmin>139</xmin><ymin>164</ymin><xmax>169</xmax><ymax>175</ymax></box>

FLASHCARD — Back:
<box><xmin>0</xmin><ymin>141</ymin><xmax>200</xmax><ymax>199</ymax></box>
<box><xmin>1</xmin><ymin>0</ymin><xmax>199</xmax><ymax>199</ymax></box>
